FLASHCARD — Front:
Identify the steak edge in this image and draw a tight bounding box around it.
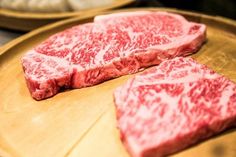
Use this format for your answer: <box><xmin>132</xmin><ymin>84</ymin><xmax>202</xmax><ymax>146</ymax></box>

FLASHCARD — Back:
<box><xmin>21</xmin><ymin>11</ymin><xmax>206</xmax><ymax>100</ymax></box>
<box><xmin>113</xmin><ymin>57</ymin><xmax>236</xmax><ymax>157</ymax></box>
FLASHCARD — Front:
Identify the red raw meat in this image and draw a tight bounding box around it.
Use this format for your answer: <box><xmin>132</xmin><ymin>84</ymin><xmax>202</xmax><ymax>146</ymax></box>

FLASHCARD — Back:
<box><xmin>114</xmin><ymin>57</ymin><xmax>236</xmax><ymax>157</ymax></box>
<box><xmin>21</xmin><ymin>11</ymin><xmax>206</xmax><ymax>100</ymax></box>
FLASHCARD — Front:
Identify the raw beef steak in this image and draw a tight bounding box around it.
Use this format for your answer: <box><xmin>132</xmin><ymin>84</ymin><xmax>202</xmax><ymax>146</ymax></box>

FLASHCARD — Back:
<box><xmin>114</xmin><ymin>57</ymin><xmax>236</xmax><ymax>157</ymax></box>
<box><xmin>21</xmin><ymin>11</ymin><xmax>206</xmax><ymax>100</ymax></box>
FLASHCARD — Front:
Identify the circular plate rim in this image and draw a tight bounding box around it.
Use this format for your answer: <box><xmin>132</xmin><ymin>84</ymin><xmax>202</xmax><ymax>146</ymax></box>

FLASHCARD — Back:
<box><xmin>0</xmin><ymin>0</ymin><xmax>134</xmax><ymax>19</ymax></box>
<box><xmin>0</xmin><ymin>7</ymin><xmax>236</xmax><ymax>157</ymax></box>
<box><xmin>0</xmin><ymin>0</ymin><xmax>135</xmax><ymax>31</ymax></box>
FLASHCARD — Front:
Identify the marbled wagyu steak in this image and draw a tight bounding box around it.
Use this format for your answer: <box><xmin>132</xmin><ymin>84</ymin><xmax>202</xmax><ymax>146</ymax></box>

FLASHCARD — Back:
<box><xmin>21</xmin><ymin>11</ymin><xmax>206</xmax><ymax>100</ymax></box>
<box><xmin>114</xmin><ymin>57</ymin><xmax>236</xmax><ymax>157</ymax></box>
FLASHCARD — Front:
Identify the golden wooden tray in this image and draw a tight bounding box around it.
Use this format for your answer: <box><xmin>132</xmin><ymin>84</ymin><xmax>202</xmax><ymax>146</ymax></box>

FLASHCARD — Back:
<box><xmin>0</xmin><ymin>8</ymin><xmax>236</xmax><ymax>157</ymax></box>
<box><xmin>0</xmin><ymin>0</ymin><xmax>134</xmax><ymax>31</ymax></box>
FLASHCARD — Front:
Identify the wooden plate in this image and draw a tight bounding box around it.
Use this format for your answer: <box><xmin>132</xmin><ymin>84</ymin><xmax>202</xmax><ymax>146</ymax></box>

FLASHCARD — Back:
<box><xmin>0</xmin><ymin>0</ymin><xmax>134</xmax><ymax>31</ymax></box>
<box><xmin>0</xmin><ymin>8</ymin><xmax>236</xmax><ymax>157</ymax></box>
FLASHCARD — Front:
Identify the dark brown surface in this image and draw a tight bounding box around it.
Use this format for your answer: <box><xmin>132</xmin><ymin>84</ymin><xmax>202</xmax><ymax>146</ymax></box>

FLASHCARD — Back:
<box><xmin>0</xmin><ymin>29</ymin><xmax>23</xmax><ymax>47</ymax></box>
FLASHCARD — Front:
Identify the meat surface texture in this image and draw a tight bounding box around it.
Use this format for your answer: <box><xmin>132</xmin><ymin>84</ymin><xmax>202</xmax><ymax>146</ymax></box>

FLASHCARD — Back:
<box><xmin>21</xmin><ymin>11</ymin><xmax>206</xmax><ymax>100</ymax></box>
<box><xmin>114</xmin><ymin>57</ymin><xmax>236</xmax><ymax>157</ymax></box>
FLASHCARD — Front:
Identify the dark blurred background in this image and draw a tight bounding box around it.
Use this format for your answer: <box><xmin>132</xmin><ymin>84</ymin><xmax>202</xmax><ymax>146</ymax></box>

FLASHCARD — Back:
<box><xmin>134</xmin><ymin>0</ymin><xmax>236</xmax><ymax>20</ymax></box>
